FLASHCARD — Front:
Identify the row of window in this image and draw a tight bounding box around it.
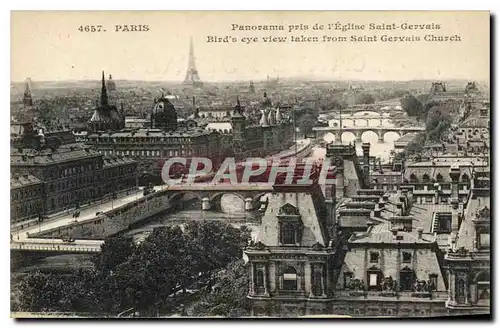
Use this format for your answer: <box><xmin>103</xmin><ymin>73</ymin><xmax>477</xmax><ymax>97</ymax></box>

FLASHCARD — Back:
<box><xmin>104</xmin><ymin>166</ymin><xmax>136</xmax><ymax>178</ymax></box>
<box><xmin>409</xmin><ymin>173</ymin><xmax>471</xmax><ymax>183</ymax></box>
<box><xmin>11</xmin><ymin>186</ymin><xmax>42</xmax><ymax>202</ymax></box>
<box><xmin>370</xmin><ymin>251</ymin><xmax>412</xmax><ymax>264</ymax></box>
<box><xmin>98</xmin><ymin>148</ymin><xmax>207</xmax><ymax>158</ymax></box>
<box><xmin>94</xmin><ymin>136</ymin><xmax>197</xmax><ymax>144</ymax></box>
<box><xmin>48</xmin><ymin>175</ymin><xmax>100</xmax><ymax>193</ymax></box>
<box><xmin>45</xmin><ymin>162</ymin><xmax>101</xmax><ymax>179</ymax></box>
<box><xmin>11</xmin><ymin>200</ymin><xmax>43</xmax><ymax>222</ymax></box>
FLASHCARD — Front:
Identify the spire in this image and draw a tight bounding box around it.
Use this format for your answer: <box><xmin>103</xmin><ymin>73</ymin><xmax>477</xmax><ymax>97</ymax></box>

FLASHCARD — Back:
<box><xmin>23</xmin><ymin>79</ymin><xmax>33</xmax><ymax>107</ymax></box>
<box><xmin>232</xmin><ymin>96</ymin><xmax>244</xmax><ymax>117</ymax></box>
<box><xmin>259</xmin><ymin>109</ymin><xmax>269</xmax><ymax>127</ymax></box>
<box><xmin>100</xmin><ymin>71</ymin><xmax>109</xmax><ymax>107</ymax></box>
<box><xmin>275</xmin><ymin>105</ymin><xmax>282</xmax><ymax>122</ymax></box>
<box><xmin>267</xmin><ymin>108</ymin><xmax>276</xmax><ymax>125</ymax></box>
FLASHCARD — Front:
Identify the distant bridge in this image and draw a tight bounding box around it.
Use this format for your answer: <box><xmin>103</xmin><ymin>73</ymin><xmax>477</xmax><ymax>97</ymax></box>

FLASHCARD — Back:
<box><xmin>165</xmin><ymin>183</ymin><xmax>276</xmax><ymax>211</ymax></box>
<box><xmin>320</xmin><ymin>103</ymin><xmax>403</xmax><ymax>115</ymax></box>
<box><xmin>313</xmin><ymin>126</ymin><xmax>425</xmax><ymax>143</ymax></box>
<box><xmin>11</xmin><ymin>241</ymin><xmax>102</xmax><ymax>254</ymax></box>
<box><xmin>321</xmin><ymin>114</ymin><xmax>388</xmax><ymax>127</ymax></box>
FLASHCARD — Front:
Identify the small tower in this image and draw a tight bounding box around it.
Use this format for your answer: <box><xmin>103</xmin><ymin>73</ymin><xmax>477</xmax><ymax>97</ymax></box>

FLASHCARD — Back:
<box><xmin>231</xmin><ymin>96</ymin><xmax>246</xmax><ymax>161</ymax></box>
<box><xmin>23</xmin><ymin>79</ymin><xmax>33</xmax><ymax>107</ymax></box>
<box><xmin>100</xmin><ymin>71</ymin><xmax>109</xmax><ymax>108</ymax></box>
<box><xmin>249</xmin><ymin>80</ymin><xmax>255</xmax><ymax>93</ymax></box>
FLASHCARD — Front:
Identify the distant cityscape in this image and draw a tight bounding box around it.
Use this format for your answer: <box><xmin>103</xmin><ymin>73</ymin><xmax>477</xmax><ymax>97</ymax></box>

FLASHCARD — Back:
<box><xmin>10</xmin><ymin>38</ymin><xmax>490</xmax><ymax>319</ymax></box>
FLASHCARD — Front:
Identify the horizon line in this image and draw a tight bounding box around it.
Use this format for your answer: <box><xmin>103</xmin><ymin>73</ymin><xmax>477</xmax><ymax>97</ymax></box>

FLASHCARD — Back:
<box><xmin>11</xmin><ymin>77</ymin><xmax>489</xmax><ymax>85</ymax></box>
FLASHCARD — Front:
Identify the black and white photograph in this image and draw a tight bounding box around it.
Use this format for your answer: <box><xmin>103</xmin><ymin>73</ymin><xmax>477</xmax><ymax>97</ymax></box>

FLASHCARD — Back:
<box><xmin>9</xmin><ymin>10</ymin><xmax>491</xmax><ymax>319</ymax></box>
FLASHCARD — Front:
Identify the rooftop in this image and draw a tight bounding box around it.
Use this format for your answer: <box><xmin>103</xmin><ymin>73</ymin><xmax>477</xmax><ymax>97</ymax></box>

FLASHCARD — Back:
<box><xmin>349</xmin><ymin>221</ymin><xmax>435</xmax><ymax>245</ymax></box>
<box><xmin>11</xmin><ymin>143</ymin><xmax>100</xmax><ymax>165</ymax></box>
<box><xmin>103</xmin><ymin>156</ymin><xmax>137</xmax><ymax>168</ymax></box>
<box><xmin>10</xmin><ymin>174</ymin><xmax>42</xmax><ymax>189</ymax></box>
<box><xmin>88</xmin><ymin>128</ymin><xmax>213</xmax><ymax>139</ymax></box>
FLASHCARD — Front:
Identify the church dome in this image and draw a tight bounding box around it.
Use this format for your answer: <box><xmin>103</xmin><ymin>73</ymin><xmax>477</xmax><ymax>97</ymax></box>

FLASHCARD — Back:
<box><xmin>151</xmin><ymin>96</ymin><xmax>178</xmax><ymax>131</ymax></box>
<box><xmin>261</xmin><ymin>92</ymin><xmax>272</xmax><ymax>108</ymax></box>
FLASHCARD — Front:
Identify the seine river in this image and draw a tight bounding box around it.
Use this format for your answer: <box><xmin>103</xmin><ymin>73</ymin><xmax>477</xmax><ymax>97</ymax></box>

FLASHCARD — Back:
<box><xmin>316</xmin><ymin>110</ymin><xmax>400</xmax><ymax>163</ymax></box>
<box><xmin>124</xmin><ymin>111</ymin><xmax>401</xmax><ymax>244</ymax></box>
<box><xmin>14</xmin><ymin>110</ymin><xmax>403</xmax><ymax>272</ymax></box>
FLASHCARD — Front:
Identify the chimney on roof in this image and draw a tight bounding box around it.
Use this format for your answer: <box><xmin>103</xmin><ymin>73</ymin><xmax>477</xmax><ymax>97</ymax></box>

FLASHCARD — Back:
<box><xmin>382</xmin><ymin>194</ymin><xmax>389</xmax><ymax>202</ymax></box>
<box><xmin>374</xmin><ymin>207</ymin><xmax>382</xmax><ymax>218</ymax></box>
<box><xmin>362</xmin><ymin>142</ymin><xmax>371</xmax><ymax>186</ymax></box>
<box><xmin>407</xmin><ymin>187</ymin><xmax>414</xmax><ymax>207</ymax></box>
<box><xmin>396</xmin><ymin>203</ymin><xmax>404</xmax><ymax>216</ymax></box>
<box><xmin>391</xmin><ymin>227</ymin><xmax>398</xmax><ymax>236</ymax></box>
<box><xmin>399</xmin><ymin>196</ymin><xmax>407</xmax><ymax>215</ymax></box>
<box><xmin>417</xmin><ymin>227</ymin><xmax>423</xmax><ymax>239</ymax></box>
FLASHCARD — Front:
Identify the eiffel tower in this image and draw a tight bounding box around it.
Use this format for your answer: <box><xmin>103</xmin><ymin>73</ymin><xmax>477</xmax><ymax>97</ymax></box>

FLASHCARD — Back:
<box><xmin>183</xmin><ymin>37</ymin><xmax>203</xmax><ymax>87</ymax></box>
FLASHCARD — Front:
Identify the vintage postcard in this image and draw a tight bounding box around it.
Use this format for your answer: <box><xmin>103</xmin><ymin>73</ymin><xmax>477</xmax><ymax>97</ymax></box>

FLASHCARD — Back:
<box><xmin>10</xmin><ymin>10</ymin><xmax>490</xmax><ymax>319</ymax></box>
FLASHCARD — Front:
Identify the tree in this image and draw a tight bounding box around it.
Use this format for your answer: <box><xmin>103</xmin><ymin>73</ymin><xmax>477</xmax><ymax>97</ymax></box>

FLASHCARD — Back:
<box><xmin>183</xmin><ymin>221</ymin><xmax>250</xmax><ymax>276</ymax></box>
<box><xmin>92</xmin><ymin>235</ymin><xmax>136</xmax><ymax>274</ymax></box>
<box><xmin>400</xmin><ymin>95</ymin><xmax>424</xmax><ymax>118</ymax></box>
<box><xmin>191</xmin><ymin>260</ymin><xmax>250</xmax><ymax>317</ymax></box>
<box><xmin>425</xmin><ymin>106</ymin><xmax>452</xmax><ymax>142</ymax></box>
<box><xmin>355</xmin><ymin>93</ymin><xmax>375</xmax><ymax>105</ymax></box>
<box><xmin>13</xmin><ymin>269</ymin><xmax>99</xmax><ymax>313</ymax></box>
<box><xmin>13</xmin><ymin>221</ymin><xmax>252</xmax><ymax>317</ymax></box>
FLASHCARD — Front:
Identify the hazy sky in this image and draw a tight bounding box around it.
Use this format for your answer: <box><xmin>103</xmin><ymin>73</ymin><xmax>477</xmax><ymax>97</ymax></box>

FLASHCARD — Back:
<box><xmin>11</xmin><ymin>11</ymin><xmax>490</xmax><ymax>82</ymax></box>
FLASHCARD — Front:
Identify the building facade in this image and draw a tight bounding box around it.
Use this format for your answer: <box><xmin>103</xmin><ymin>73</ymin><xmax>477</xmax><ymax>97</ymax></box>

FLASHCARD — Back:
<box><xmin>10</xmin><ymin>174</ymin><xmax>44</xmax><ymax>224</ymax></box>
<box><xmin>245</xmin><ymin>183</ymin><xmax>338</xmax><ymax>317</ymax></box>
<box><xmin>87</xmin><ymin>94</ymin><xmax>294</xmax><ymax>184</ymax></box>
<box><xmin>10</xmin><ymin>122</ymin><xmax>138</xmax><ymax>218</ymax></box>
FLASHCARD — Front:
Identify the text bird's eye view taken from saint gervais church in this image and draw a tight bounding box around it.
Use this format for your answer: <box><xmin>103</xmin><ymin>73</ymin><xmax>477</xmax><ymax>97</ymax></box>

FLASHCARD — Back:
<box><xmin>9</xmin><ymin>11</ymin><xmax>490</xmax><ymax>319</ymax></box>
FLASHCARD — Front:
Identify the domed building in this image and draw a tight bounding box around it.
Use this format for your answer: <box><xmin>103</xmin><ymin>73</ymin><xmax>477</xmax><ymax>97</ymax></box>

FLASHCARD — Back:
<box><xmin>106</xmin><ymin>74</ymin><xmax>116</xmax><ymax>92</ymax></box>
<box><xmin>150</xmin><ymin>94</ymin><xmax>178</xmax><ymax>131</ymax></box>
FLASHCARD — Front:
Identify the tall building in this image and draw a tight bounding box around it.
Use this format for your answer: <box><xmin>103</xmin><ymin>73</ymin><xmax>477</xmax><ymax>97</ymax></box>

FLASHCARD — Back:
<box><xmin>249</xmin><ymin>80</ymin><xmax>255</xmax><ymax>93</ymax></box>
<box><xmin>10</xmin><ymin>122</ymin><xmax>138</xmax><ymax>220</ymax></box>
<box><xmin>445</xmin><ymin>172</ymin><xmax>490</xmax><ymax>315</ymax></box>
<box><xmin>183</xmin><ymin>37</ymin><xmax>203</xmax><ymax>87</ymax></box>
<box><xmin>245</xmin><ymin>183</ymin><xmax>338</xmax><ymax>317</ymax></box>
<box><xmin>88</xmin><ymin>71</ymin><xmax>125</xmax><ymax>132</ymax></box>
<box><xmin>106</xmin><ymin>74</ymin><xmax>117</xmax><ymax>92</ymax></box>
<box><xmin>22</xmin><ymin>79</ymin><xmax>33</xmax><ymax>107</ymax></box>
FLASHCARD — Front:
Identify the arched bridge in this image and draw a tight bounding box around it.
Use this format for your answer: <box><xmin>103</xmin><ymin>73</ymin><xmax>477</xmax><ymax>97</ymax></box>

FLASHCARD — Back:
<box><xmin>326</xmin><ymin>114</ymin><xmax>387</xmax><ymax>127</ymax></box>
<box><xmin>165</xmin><ymin>183</ymin><xmax>275</xmax><ymax>211</ymax></box>
<box><xmin>320</xmin><ymin>103</ymin><xmax>403</xmax><ymax>115</ymax></box>
<box><xmin>313</xmin><ymin>126</ymin><xmax>425</xmax><ymax>143</ymax></box>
